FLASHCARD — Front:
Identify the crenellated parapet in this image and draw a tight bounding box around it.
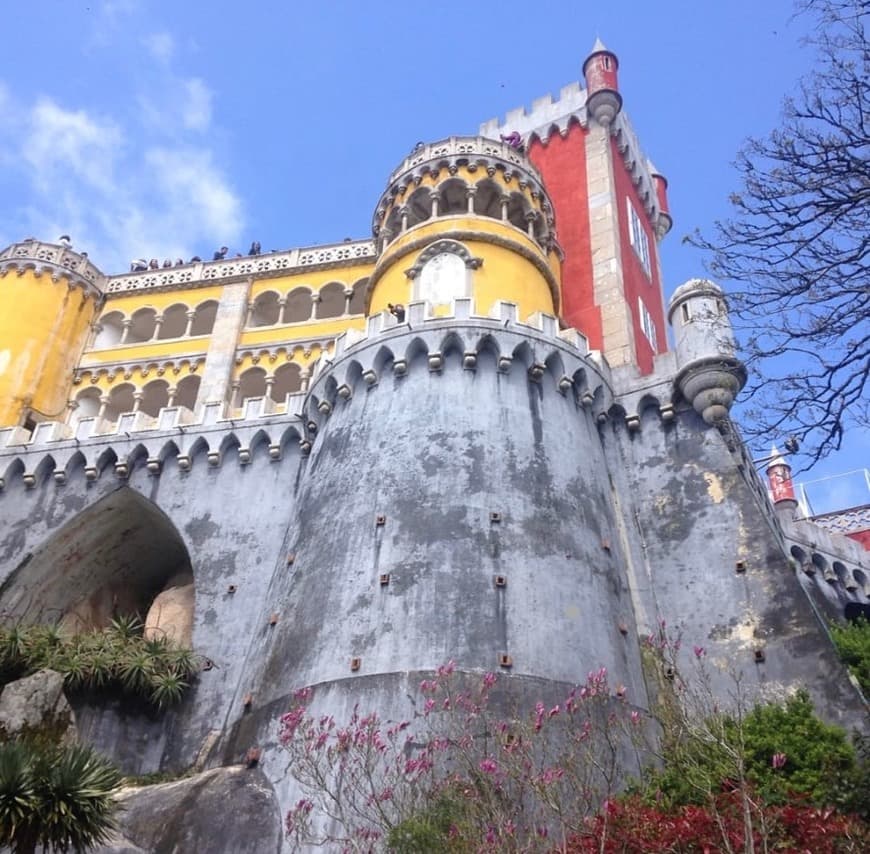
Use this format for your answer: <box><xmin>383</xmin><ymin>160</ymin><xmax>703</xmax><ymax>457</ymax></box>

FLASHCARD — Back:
<box><xmin>0</xmin><ymin>413</ymin><xmax>309</xmax><ymax>494</ymax></box>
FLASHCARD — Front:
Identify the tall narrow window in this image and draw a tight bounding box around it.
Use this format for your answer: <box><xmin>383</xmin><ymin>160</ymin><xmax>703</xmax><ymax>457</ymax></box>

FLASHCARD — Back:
<box><xmin>627</xmin><ymin>200</ymin><xmax>651</xmax><ymax>277</ymax></box>
<box><xmin>638</xmin><ymin>298</ymin><xmax>658</xmax><ymax>350</ymax></box>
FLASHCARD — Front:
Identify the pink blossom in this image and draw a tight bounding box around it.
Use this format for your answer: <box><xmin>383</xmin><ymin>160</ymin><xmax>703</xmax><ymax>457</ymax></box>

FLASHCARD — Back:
<box><xmin>548</xmin><ymin>704</ymin><xmax>560</xmax><ymax>717</ymax></box>
<box><xmin>479</xmin><ymin>757</ymin><xmax>499</xmax><ymax>774</ymax></box>
<box><xmin>772</xmin><ymin>752</ymin><xmax>787</xmax><ymax>769</ymax></box>
<box><xmin>437</xmin><ymin>660</ymin><xmax>456</xmax><ymax>678</ymax></box>
<box><xmin>485</xmin><ymin>827</ymin><xmax>496</xmax><ymax>844</ymax></box>
<box><xmin>424</xmin><ymin>698</ymin><xmax>435</xmax><ymax>714</ymax></box>
<box><xmin>693</xmin><ymin>645</ymin><xmax>706</xmax><ymax>658</ymax></box>
<box><xmin>482</xmin><ymin>671</ymin><xmax>497</xmax><ymax>688</ymax></box>
<box><xmin>630</xmin><ymin>710</ymin><xmax>641</xmax><ymax>725</ymax></box>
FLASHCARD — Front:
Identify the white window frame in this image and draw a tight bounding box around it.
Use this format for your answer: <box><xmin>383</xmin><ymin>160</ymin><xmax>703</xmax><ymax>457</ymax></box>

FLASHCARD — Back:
<box><xmin>638</xmin><ymin>298</ymin><xmax>658</xmax><ymax>350</ymax></box>
<box><xmin>627</xmin><ymin>199</ymin><xmax>651</xmax><ymax>277</ymax></box>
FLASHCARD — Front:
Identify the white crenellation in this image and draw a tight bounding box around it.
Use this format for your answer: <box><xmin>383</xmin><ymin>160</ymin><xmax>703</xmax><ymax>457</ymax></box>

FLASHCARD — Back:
<box><xmin>480</xmin><ymin>87</ymin><xmax>664</xmax><ymax>228</ymax></box>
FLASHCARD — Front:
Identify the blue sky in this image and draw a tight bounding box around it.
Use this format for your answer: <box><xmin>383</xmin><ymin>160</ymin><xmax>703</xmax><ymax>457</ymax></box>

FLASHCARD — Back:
<box><xmin>0</xmin><ymin>0</ymin><xmax>865</xmax><ymax>505</ymax></box>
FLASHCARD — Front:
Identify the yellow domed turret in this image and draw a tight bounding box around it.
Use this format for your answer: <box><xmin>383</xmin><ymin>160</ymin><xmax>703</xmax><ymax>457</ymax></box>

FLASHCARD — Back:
<box><xmin>368</xmin><ymin>137</ymin><xmax>561</xmax><ymax>321</ymax></box>
<box><xmin>0</xmin><ymin>239</ymin><xmax>105</xmax><ymax>429</ymax></box>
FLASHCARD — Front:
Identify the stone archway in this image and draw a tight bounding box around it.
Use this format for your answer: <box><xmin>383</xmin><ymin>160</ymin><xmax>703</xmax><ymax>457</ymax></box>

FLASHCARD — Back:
<box><xmin>0</xmin><ymin>488</ymin><xmax>195</xmax><ymax>647</ymax></box>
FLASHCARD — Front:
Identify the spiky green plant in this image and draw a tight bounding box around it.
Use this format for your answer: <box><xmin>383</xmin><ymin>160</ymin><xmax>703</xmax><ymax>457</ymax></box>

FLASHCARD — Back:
<box><xmin>108</xmin><ymin>614</ymin><xmax>143</xmax><ymax>642</ymax></box>
<box><xmin>164</xmin><ymin>646</ymin><xmax>201</xmax><ymax>680</ymax></box>
<box><xmin>0</xmin><ymin>741</ymin><xmax>121</xmax><ymax>854</ymax></box>
<box><xmin>149</xmin><ymin>670</ymin><xmax>188</xmax><ymax>710</ymax></box>
<box><xmin>0</xmin><ymin>741</ymin><xmax>37</xmax><ymax>849</ymax></box>
<box><xmin>118</xmin><ymin>647</ymin><xmax>155</xmax><ymax>695</ymax></box>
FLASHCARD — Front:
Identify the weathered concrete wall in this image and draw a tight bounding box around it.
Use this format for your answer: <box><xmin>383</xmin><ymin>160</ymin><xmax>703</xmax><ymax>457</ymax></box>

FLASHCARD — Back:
<box><xmin>601</xmin><ymin>401</ymin><xmax>867</xmax><ymax>731</ymax></box>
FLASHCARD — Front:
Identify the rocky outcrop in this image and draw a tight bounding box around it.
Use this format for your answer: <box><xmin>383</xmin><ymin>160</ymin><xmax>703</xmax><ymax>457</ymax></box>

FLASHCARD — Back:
<box><xmin>144</xmin><ymin>572</ymin><xmax>195</xmax><ymax>648</ymax></box>
<box><xmin>0</xmin><ymin>668</ymin><xmax>76</xmax><ymax>742</ymax></box>
<box><xmin>93</xmin><ymin>765</ymin><xmax>283</xmax><ymax>854</ymax></box>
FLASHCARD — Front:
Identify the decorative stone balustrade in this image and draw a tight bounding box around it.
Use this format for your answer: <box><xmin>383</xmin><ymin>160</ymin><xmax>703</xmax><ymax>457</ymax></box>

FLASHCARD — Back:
<box><xmin>103</xmin><ymin>240</ymin><xmax>377</xmax><ymax>295</ymax></box>
<box><xmin>0</xmin><ymin>240</ymin><xmax>106</xmax><ymax>298</ymax></box>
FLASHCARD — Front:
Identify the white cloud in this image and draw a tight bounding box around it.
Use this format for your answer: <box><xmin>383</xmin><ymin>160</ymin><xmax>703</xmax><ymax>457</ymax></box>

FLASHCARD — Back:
<box><xmin>24</xmin><ymin>99</ymin><xmax>123</xmax><ymax>194</ymax></box>
<box><xmin>0</xmin><ymin>70</ymin><xmax>244</xmax><ymax>271</ymax></box>
<box><xmin>143</xmin><ymin>32</ymin><xmax>175</xmax><ymax>65</ymax></box>
<box><xmin>181</xmin><ymin>78</ymin><xmax>212</xmax><ymax>131</ymax></box>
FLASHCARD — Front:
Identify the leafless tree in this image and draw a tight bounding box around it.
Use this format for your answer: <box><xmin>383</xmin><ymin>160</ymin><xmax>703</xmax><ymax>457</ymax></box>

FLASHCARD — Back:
<box><xmin>693</xmin><ymin>0</ymin><xmax>869</xmax><ymax>466</ymax></box>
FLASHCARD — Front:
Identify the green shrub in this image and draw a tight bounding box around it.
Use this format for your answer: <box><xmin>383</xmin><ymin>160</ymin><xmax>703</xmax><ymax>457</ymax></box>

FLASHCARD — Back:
<box><xmin>0</xmin><ymin>740</ymin><xmax>121</xmax><ymax>854</ymax></box>
<box><xmin>831</xmin><ymin>617</ymin><xmax>870</xmax><ymax>696</ymax></box>
<box><xmin>0</xmin><ymin>621</ymin><xmax>200</xmax><ymax>710</ymax></box>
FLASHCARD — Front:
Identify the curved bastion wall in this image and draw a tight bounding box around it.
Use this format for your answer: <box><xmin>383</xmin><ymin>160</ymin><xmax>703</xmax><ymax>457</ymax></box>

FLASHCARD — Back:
<box><xmin>250</xmin><ymin>316</ymin><xmax>650</xmax><ymax>719</ymax></box>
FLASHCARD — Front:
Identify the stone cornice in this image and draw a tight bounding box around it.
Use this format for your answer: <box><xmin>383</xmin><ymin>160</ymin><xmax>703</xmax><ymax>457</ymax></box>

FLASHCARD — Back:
<box><xmin>0</xmin><ymin>240</ymin><xmax>106</xmax><ymax>302</ymax></box>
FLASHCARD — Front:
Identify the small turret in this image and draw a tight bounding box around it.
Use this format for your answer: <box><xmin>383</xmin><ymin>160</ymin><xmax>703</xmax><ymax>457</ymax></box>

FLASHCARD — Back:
<box><xmin>647</xmin><ymin>161</ymin><xmax>673</xmax><ymax>240</ymax></box>
<box><xmin>583</xmin><ymin>38</ymin><xmax>622</xmax><ymax>126</ymax></box>
<box><xmin>668</xmin><ymin>279</ymin><xmax>746</xmax><ymax>424</ymax></box>
<box><xmin>766</xmin><ymin>446</ymin><xmax>798</xmax><ymax>514</ymax></box>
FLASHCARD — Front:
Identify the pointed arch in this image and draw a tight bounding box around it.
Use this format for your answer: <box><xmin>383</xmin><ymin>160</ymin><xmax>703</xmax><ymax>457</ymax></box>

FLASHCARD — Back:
<box><xmin>511</xmin><ymin>341</ymin><xmax>533</xmax><ymax>369</ymax></box>
<box><xmin>140</xmin><ymin>379</ymin><xmax>170</xmax><ymax>418</ymax></box>
<box><xmin>404</xmin><ymin>337</ymin><xmax>429</xmax><ymax>369</ymax></box>
<box><xmin>31</xmin><ymin>455</ymin><xmax>56</xmax><ymax>487</ymax></box>
<box><xmin>544</xmin><ymin>351</ymin><xmax>566</xmax><ymax>385</ymax></box>
<box><xmin>348</xmin><ymin>278</ymin><xmax>368</xmax><ymax>315</ymax></box>
<box><xmin>219</xmin><ymin>433</ymin><xmax>242</xmax><ymax>457</ymax></box>
<box><xmin>272</xmin><ymin>363</ymin><xmax>302</xmax><ymax>403</ymax></box>
<box><xmin>0</xmin><ymin>488</ymin><xmax>194</xmax><ymax>641</ymax></box>
<box><xmin>373</xmin><ymin>347</ymin><xmax>395</xmax><ymax>376</ymax></box>
<box><xmin>128</xmin><ymin>307</ymin><xmax>158</xmax><ymax>343</ymax></box>
<box><xmin>188</xmin><ymin>436</ymin><xmax>210</xmax><ymax>467</ymax></box>
<box><xmin>1</xmin><ymin>458</ymin><xmax>25</xmax><ymax>487</ymax></box>
<box><xmin>157</xmin><ymin>439</ymin><xmax>182</xmax><ymax>464</ymax></box>
<box><xmin>406</xmin><ymin>186</ymin><xmax>432</xmax><ymax>229</ymax></box>
<box><xmin>439</xmin><ymin>177</ymin><xmax>468</xmax><ymax>216</ymax></box>
<box><xmin>441</xmin><ymin>332</ymin><xmax>465</xmax><ymax>368</ymax></box>
<box><xmin>175</xmin><ymin>374</ymin><xmax>201</xmax><ymax>412</ymax></box>
<box><xmin>94</xmin><ymin>311</ymin><xmax>125</xmax><ymax>348</ymax></box>
<box><xmin>64</xmin><ymin>451</ymin><xmax>87</xmax><ymax>481</ymax></box>
<box><xmin>249</xmin><ymin>429</ymin><xmax>272</xmax><ymax>460</ymax></box>
<box><xmin>96</xmin><ymin>447</ymin><xmax>118</xmax><ymax>474</ymax></box>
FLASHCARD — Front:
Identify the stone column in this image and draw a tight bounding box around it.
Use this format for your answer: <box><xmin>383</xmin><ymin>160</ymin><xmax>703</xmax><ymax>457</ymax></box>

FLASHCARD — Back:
<box><xmin>585</xmin><ymin>123</ymin><xmax>635</xmax><ymax>367</ymax></box>
<box><xmin>277</xmin><ymin>298</ymin><xmax>287</xmax><ymax>325</ymax></box>
<box><xmin>311</xmin><ymin>292</ymin><xmax>322</xmax><ymax>321</ymax></box>
<box><xmin>500</xmin><ymin>194</ymin><xmax>510</xmax><ymax>222</ymax></box>
<box><xmin>466</xmin><ymin>186</ymin><xmax>477</xmax><ymax>214</ymax></box>
<box><xmin>430</xmin><ymin>190</ymin><xmax>441</xmax><ymax>218</ymax></box>
<box><xmin>119</xmin><ymin>320</ymin><xmax>132</xmax><ymax>345</ymax></box>
<box><xmin>153</xmin><ymin>314</ymin><xmax>165</xmax><ymax>339</ymax></box>
<box><xmin>400</xmin><ymin>206</ymin><xmax>409</xmax><ymax>232</ymax></box>
<box><xmin>167</xmin><ymin>386</ymin><xmax>178</xmax><ymax>407</ymax></box>
<box><xmin>97</xmin><ymin>396</ymin><xmax>109</xmax><ymax>420</ymax></box>
<box><xmin>132</xmin><ymin>391</ymin><xmax>143</xmax><ymax>413</ymax></box>
<box><xmin>183</xmin><ymin>310</ymin><xmax>196</xmax><ymax>337</ymax></box>
<box><xmin>197</xmin><ymin>278</ymin><xmax>253</xmax><ymax>414</ymax></box>
<box><xmin>343</xmin><ymin>288</ymin><xmax>354</xmax><ymax>316</ymax></box>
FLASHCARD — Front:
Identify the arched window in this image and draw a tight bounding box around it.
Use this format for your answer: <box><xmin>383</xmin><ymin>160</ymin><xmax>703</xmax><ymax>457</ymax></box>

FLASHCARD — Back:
<box><xmin>158</xmin><ymin>304</ymin><xmax>189</xmax><ymax>340</ymax></box>
<box><xmin>473</xmin><ymin>179</ymin><xmax>502</xmax><ymax>219</ymax></box>
<box><xmin>439</xmin><ymin>178</ymin><xmax>467</xmax><ymax>216</ymax></box>
<box><xmin>127</xmin><ymin>308</ymin><xmax>157</xmax><ymax>343</ymax></box>
<box><xmin>348</xmin><ymin>279</ymin><xmax>367</xmax><ymax>315</ymax></box>
<box><xmin>415</xmin><ymin>252</ymin><xmax>469</xmax><ymax>306</ymax></box>
<box><xmin>190</xmin><ymin>300</ymin><xmax>218</xmax><ymax>336</ymax></box>
<box><xmin>317</xmin><ymin>282</ymin><xmax>346</xmax><ymax>319</ymax></box>
<box><xmin>140</xmin><ymin>380</ymin><xmax>170</xmax><ymax>418</ymax></box>
<box><xmin>283</xmin><ymin>287</ymin><xmax>313</xmax><ymax>323</ymax></box>
<box><xmin>249</xmin><ymin>292</ymin><xmax>280</xmax><ymax>327</ymax></box>
<box><xmin>271</xmin><ymin>363</ymin><xmax>302</xmax><ymax>403</ymax></box>
<box><xmin>174</xmin><ymin>375</ymin><xmax>201</xmax><ymax>411</ymax></box>
<box><xmin>405</xmin><ymin>187</ymin><xmax>432</xmax><ymax>229</ymax></box>
<box><xmin>507</xmin><ymin>191</ymin><xmax>530</xmax><ymax>232</ymax></box>
<box><xmin>73</xmin><ymin>387</ymin><xmax>101</xmax><ymax>421</ymax></box>
<box><xmin>93</xmin><ymin>311</ymin><xmax>125</xmax><ymax>349</ymax></box>
<box><xmin>238</xmin><ymin>367</ymin><xmax>267</xmax><ymax>403</ymax></box>
<box><xmin>104</xmin><ymin>383</ymin><xmax>135</xmax><ymax>423</ymax></box>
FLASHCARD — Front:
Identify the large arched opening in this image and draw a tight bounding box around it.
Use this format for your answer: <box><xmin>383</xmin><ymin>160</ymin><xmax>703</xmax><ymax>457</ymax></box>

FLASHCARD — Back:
<box><xmin>0</xmin><ymin>489</ymin><xmax>195</xmax><ymax>647</ymax></box>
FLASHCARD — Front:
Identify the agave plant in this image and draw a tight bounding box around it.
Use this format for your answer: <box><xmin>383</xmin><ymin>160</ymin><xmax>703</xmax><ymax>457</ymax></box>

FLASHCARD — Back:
<box><xmin>149</xmin><ymin>670</ymin><xmax>188</xmax><ymax>710</ymax></box>
<box><xmin>118</xmin><ymin>647</ymin><xmax>155</xmax><ymax>695</ymax></box>
<box><xmin>0</xmin><ymin>741</ymin><xmax>121</xmax><ymax>854</ymax></box>
<box><xmin>108</xmin><ymin>614</ymin><xmax>143</xmax><ymax>642</ymax></box>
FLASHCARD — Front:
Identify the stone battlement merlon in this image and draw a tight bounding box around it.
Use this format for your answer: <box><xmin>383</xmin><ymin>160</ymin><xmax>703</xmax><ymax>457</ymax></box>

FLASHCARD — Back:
<box><xmin>480</xmin><ymin>87</ymin><xmax>665</xmax><ymax>226</ymax></box>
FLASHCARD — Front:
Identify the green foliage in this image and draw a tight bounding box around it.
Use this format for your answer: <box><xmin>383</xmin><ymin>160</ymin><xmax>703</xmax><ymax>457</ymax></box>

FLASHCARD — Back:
<box><xmin>831</xmin><ymin>617</ymin><xmax>870</xmax><ymax>696</ymax></box>
<box><xmin>639</xmin><ymin>688</ymin><xmax>866</xmax><ymax>816</ymax></box>
<box><xmin>387</xmin><ymin>789</ymin><xmax>472</xmax><ymax>853</ymax></box>
<box><xmin>741</xmin><ymin>690</ymin><xmax>858</xmax><ymax>807</ymax></box>
<box><xmin>0</xmin><ymin>740</ymin><xmax>121</xmax><ymax>854</ymax></box>
<box><xmin>0</xmin><ymin>621</ymin><xmax>200</xmax><ymax>711</ymax></box>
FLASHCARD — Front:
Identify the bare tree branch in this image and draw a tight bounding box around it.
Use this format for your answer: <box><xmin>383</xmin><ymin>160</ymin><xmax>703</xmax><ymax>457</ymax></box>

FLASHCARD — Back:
<box><xmin>691</xmin><ymin>0</ymin><xmax>869</xmax><ymax>467</ymax></box>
